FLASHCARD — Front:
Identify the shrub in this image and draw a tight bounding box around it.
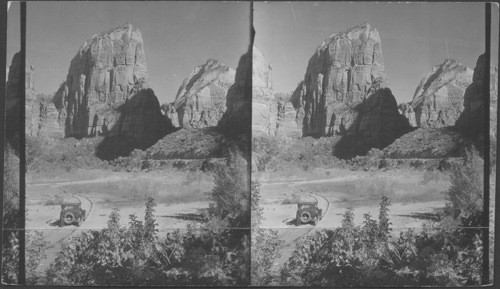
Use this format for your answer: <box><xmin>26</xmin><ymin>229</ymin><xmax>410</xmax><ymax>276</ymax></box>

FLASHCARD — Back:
<box><xmin>443</xmin><ymin>147</ymin><xmax>484</xmax><ymax>222</ymax></box>
<box><xmin>280</xmin><ymin>197</ymin><xmax>483</xmax><ymax>286</ymax></box>
<box><xmin>207</xmin><ymin>150</ymin><xmax>250</xmax><ymax>229</ymax></box>
<box><xmin>44</xmin><ymin>196</ymin><xmax>249</xmax><ymax>286</ymax></box>
<box><xmin>251</xmin><ymin>180</ymin><xmax>284</xmax><ymax>285</ymax></box>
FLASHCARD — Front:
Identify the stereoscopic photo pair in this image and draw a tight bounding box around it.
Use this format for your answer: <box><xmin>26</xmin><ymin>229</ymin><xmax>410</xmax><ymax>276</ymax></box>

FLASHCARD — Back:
<box><xmin>1</xmin><ymin>1</ymin><xmax>498</xmax><ymax>287</ymax></box>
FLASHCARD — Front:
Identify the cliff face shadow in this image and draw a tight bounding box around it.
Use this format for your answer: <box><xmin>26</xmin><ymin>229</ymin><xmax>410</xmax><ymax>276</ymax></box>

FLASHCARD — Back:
<box><xmin>95</xmin><ymin>88</ymin><xmax>175</xmax><ymax>161</ymax></box>
<box><xmin>216</xmin><ymin>49</ymin><xmax>251</xmax><ymax>161</ymax></box>
<box><xmin>331</xmin><ymin>88</ymin><xmax>413</xmax><ymax>159</ymax></box>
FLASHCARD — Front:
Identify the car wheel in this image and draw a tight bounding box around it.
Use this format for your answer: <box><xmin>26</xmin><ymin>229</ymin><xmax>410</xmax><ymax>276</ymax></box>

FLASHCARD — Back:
<box><xmin>63</xmin><ymin>212</ymin><xmax>75</xmax><ymax>225</ymax></box>
<box><xmin>300</xmin><ymin>211</ymin><xmax>311</xmax><ymax>223</ymax></box>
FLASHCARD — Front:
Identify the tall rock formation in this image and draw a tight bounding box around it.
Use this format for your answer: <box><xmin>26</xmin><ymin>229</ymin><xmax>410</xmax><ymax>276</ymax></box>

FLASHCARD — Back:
<box><xmin>297</xmin><ymin>23</ymin><xmax>388</xmax><ymax>137</ymax></box>
<box><xmin>53</xmin><ymin>24</ymin><xmax>170</xmax><ymax>151</ymax></box>
<box><xmin>170</xmin><ymin>59</ymin><xmax>235</xmax><ymax>128</ymax></box>
<box><xmin>293</xmin><ymin>23</ymin><xmax>410</xmax><ymax>152</ymax></box>
<box><xmin>6</xmin><ymin>52</ymin><xmax>35</xmax><ymax>110</ymax></box>
<box><xmin>252</xmin><ymin>47</ymin><xmax>278</xmax><ymax>136</ymax></box>
<box><xmin>409</xmin><ymin>59</ymin><xmax>473</xmax><ymax>128</ymax></box>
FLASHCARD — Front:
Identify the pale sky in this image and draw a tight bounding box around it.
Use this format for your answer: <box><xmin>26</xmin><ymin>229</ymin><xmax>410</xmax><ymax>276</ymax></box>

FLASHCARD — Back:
<box><xmin>254</xmin><ymin>2</ymin><xmax>499</xmax><ymax>103</ymax></box>
<box><xmin>7</xmin><ymin>1</ymin><xmax>250</xmax><ymax>104</ymax></box>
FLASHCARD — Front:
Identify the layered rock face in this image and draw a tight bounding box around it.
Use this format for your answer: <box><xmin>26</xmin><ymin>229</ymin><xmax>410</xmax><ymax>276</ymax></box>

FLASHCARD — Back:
<box><xmin>53</xmin><ymin>24</ymin><xmax>170</xmax><ymax>150</ymax></box>
<box><xmin>252</xmin><ymin>47</ymin><xmax>278</xmax><ymax>136</ymax></box>
<box><xmin>275</xmin><ymin>92</ymin><xmax>302</xmax><ymax>138</ymax></box>
<box><xmin>293</xmin><ymin>22</ymin><xmax>410</xmax><ymax>149</ymax></box>
<box><xmin>54</xmin><ymin>24</ymin><xmax>152</xmax><ymax>138</ymax></box>
<box><xmin>297</xmin><ymin>23</ymin><xmax>387</xmax><ymax>137</ymax></box>
<box><xmin>171</xmin><ymin>59</ymin><xmax>235</xmax><ymax>128</ymax></box>
<box><xmin>31</xmin><ymin>94</ymin><xmax>65</xmax><ymax>139</ymax></box>
<box><xmin>456</xmin><ymin>54</ymin><xmax>498</xmax><ymax>138</ymax></box>
<box><xmin>409</xmin><ymin>59</ymin><xmax>473</xmax><ymax>128</ymax></box>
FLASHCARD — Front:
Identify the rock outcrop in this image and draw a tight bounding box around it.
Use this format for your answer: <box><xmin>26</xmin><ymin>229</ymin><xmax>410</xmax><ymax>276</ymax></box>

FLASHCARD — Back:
<box><xmin>409</xmin><ymin>59</ymin><xmax>473</xmax><ymax>128</ymax></box>
<box><xmin>275</xmin><ymin>92</ymin><xmax>302</xmax><ymax>138</ymax></box>
<box><xmin>398</xmin><ymin>103</ymin><xmax>417</xmax><ymax>127</ymax></box>
<box><xmin>6</xmin><ymin>52</ymin><xmax>35</xmax><ymax>111</ymax></box>
<box><xmin>292</xmin><ymin>23</ymin><xmax>410</xmax><ymax>156</ymax></box>
<box><xmin>171</xmin><ymin>59</ymin><xmax>235</xmax><ymax>128</ymax></box>
<box><xmin>33</xmin><ymin>94</ymin><xmax>65</xmax><ymax>139</ymax></box>
<box><xmin>298</xmin><ymin>23</ymin><xmax>387</xmax><ymax>137</ymax></box>
<box><xmin>53</xmin><ymin>24</ymin><xmax>170</xmax><ymax>153</ymax></box>
<box><xmin>252</xmin><ymin>47</ymin><xmax>278</xmax><ymax>136</ymax></box>
<box><xmin>161</xmin><ymin>103</ymin><xmax>180</xmax><ymax>128</ymax></box>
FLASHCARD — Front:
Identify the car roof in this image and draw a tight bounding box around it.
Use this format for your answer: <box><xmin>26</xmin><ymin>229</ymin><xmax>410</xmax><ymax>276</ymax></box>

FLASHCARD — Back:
<box><xmin>61</xmin><ymin>200</ymin><xmax>81</xmax><ymax>205</ymax></box>
<box><xmin>298</xmin><ymin>201</ymin><xmax>317</xmax><ymax>205</ymax></box>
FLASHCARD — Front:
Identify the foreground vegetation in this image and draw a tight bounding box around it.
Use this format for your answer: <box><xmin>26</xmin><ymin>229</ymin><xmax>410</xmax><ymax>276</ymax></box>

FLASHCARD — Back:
<box><xmin>3</xmin><ymin>146</ymin><xmax>250</xmax><ymax>285</ymax></box>
<box><xmin>252</xmin><ymin>147</ymin><xmax>491</xmax><ymax>286</ymax></box>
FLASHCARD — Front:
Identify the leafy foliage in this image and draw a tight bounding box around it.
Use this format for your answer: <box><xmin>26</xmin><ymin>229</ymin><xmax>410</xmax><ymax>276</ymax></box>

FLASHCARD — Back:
<box><xmin>43</xmin><ymin>149</ymin><xmax>250</xmax><ymax>286</ymax></box>
<box><xmin>443</xmin><ymin>147</ymin><xmax>484</xmax><ymax>221</ymax></box>
<box><xmin>279</xmin><ymin>150</ymin><xmax>486</xmax><ymax>286</ymax></box>
<box><xmin>251</xmin><ymin>181</ymin><xmax>284</xmax><ymax>285</ymax></box>
<box><xmin>280</xmin><ymin>197</ymin><xmax>483</xmax><ymax>286</ymax></box>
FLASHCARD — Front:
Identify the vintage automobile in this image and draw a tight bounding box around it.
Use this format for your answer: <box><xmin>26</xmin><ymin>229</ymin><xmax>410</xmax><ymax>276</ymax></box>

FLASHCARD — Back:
<box><xmin>59</xmin><ymin>200</ymin><xmax>86</xmax><ymax>227</ymax></box>
<box><xmin>296</xmin><ymin>200</ymin><xmax>322</xmax><ymax>226</ymax></box>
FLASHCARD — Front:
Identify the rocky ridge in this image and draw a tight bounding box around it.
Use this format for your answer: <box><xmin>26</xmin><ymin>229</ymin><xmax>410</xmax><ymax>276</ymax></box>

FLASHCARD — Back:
<box><xmin>168</xmin><ymin>59</ymin><xmax>235</xmax><ymax>128</ymax></box>
<box><xmin>405</xmin><ymin>59</ymin><xmax>473</xmax><ymax>128</ymax></box>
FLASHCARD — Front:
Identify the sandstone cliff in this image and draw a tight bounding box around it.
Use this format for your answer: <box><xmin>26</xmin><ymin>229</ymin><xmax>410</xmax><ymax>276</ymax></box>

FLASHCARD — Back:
<box><xmin>275</xmin><ymin>92</ymin><xmax>302</xmax><ymax>138</ymax></box>
<box><xmin>6</xmin><ymin>52</ymin><xmax>37</xmax><ymax>148</ymax></box>
<box><xmin>298</xmin><ymin>23</ymin><xmax>388</xmax><ymax>137</ymax></box>
<box><xmin>251</xmin><ymin>47</ymin><xmax>278</xmax><ymax>136</ymax></box>
<box><xmin>291</xmin><ymin>23</ymin><xmax>410</xmax><ymax>157</ymax></box>
<box><xmin>409</xmin><ymin>59</ymin><xmax>473</xmax><ymax>128</ymax></box>
<box><xmin>52</xmin><ymin>24</ymin><xmax>170</xmax><ymax>156</ymax></box>
<box><xmin>171</xmin><ymin>59</ymin><xmax>235</xmax><ymax>128</ymax></box>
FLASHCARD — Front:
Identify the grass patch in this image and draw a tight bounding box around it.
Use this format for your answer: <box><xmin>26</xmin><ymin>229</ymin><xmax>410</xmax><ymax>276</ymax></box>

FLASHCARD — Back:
<box><xmin>62</xmin><ymin>170</ymin><xmax>213</xmax><ymax>205</ymax></box>
<box><xmin>281</xmin><ymin>192</ymin><xmax>301</xmax><ymax>205</ymax></box>
<box><xmin>297</xmin><ymin>172</ymin><xmax>449</xmax><ymax>205</ymax></box>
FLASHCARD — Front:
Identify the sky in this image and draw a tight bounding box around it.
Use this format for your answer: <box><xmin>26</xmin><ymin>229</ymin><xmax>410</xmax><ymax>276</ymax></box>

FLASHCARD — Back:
<box><xmin>7</xmin><ymin>1</ymin><xmax>250</xmax><ymax>104</ymax></box>
<box><xmin>254</xmin><ymin>2</ymin><xmax>499</xmax><ymax>103</ymax></box>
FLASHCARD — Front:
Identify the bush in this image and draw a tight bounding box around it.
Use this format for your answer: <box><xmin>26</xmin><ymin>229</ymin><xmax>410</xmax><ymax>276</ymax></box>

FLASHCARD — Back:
<box><xmin>2</xmin><ymin>144</ymin><xmax>20</xmax><ymax>284</ymax></box>
<box><xmin>443</xmin><ymin>147</ymin><xmax>484</xmax><ymax>222</ymax></box>
<box><xmin>251</xmin><ymin>181</ymin><xmax>284</xmax><ymax>285</ymax></box>
<box><xmin>42</xmin><ymin>148</ymin><xmax>250</xmax><ymax>286</ymax></box>
<box><xmin>280</xmin><ymin>197</ymin><xmax>483</xmax><ymax>286</ymax></box>
<box><xmin>207</xmin><ymin>150</ymin><xmax>250</xmax><ymax>229</ymax></box>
